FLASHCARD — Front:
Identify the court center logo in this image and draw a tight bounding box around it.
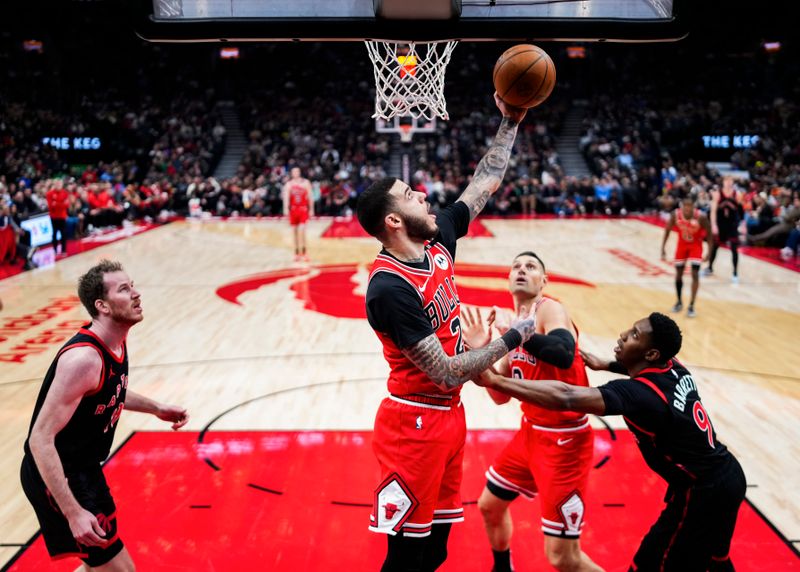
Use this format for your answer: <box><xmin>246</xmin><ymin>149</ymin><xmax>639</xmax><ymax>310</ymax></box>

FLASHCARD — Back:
<box><xmin>216</xmin><ymin>263</ymin><xmax>594</xmax><ymax>319</ymax></box>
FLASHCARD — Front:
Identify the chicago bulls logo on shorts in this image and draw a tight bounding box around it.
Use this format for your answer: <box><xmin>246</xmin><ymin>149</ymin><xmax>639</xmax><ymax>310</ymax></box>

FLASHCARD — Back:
<box><xmin>369</xmin><ymin>473</ymin><xmax>419</xmax><ymax>535</ymax></box>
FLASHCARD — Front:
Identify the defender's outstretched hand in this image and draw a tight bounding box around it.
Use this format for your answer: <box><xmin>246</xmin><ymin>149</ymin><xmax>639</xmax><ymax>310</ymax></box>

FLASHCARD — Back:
<box><xmin>579</xmin><ymin>349</ymin><xmax>611</xmax><ymax>372</ymax></box>
<box><xmin>509</xmin><ymin>304</ymin><xmax>537</xmax><ymax>343</ymax></box>
<box><xmin>156</xmin><ymin>404</ymin><xmax>189</xmax><ymax>430</ymax></box>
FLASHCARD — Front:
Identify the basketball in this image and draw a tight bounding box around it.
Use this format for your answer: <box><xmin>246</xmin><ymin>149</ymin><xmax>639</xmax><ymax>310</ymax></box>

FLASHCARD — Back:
<box><xmin>493</xmin><ymin>44</ymin><xmax>556</xmax><ymax>109</ymax></box>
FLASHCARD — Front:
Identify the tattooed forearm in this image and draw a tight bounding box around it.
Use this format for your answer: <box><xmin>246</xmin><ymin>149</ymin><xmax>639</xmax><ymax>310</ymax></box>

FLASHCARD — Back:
<box><xmin>458</xmin><ymin>116</ymin><xmax>520</xmax><ymax>220</ymax></box>
<box><xmin>403</xmin><ymin>334</ymin><xmax>516</xmax><ymax>390</ymax></box>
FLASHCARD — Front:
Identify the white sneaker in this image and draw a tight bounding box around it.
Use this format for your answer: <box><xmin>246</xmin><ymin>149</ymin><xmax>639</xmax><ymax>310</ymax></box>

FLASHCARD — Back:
<box><xmin>701</xmin><ymin>268</ymin><xmax>713</xmax><ymax>277</ymax></box>
<box><xmin>731</xmin><ymin>275</ymin><xmax>739</xmax><ymax>285</ymax></box>
<box><xmin>780</xmin><ymin>247</ymin><xmax>793</xmax><ymax>260</ymax></box>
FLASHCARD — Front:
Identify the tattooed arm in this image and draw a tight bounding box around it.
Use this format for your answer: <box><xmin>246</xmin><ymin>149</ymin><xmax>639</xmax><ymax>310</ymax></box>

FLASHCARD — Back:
<box><xmin>457</xmin><ymin>93</ymin><xmax>527</xmax><ymax>221</ymax></box>
<box><xmin>402</xmin><ymin>313</ymin><xmax>537</xmax><ymax>391</ymax></box>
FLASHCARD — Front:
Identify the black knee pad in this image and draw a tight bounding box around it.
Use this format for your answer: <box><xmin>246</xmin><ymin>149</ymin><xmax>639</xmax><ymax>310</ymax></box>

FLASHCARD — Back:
<box><xmin>486</xmin><ymin>479</ymin><xmax>520</xmax><ymax>502</ymax></box>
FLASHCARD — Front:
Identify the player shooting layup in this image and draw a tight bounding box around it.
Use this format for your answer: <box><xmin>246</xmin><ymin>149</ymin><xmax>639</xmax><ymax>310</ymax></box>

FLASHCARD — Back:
<box><xmin>356</xmin><ymin>94</ymin><xmax>536</xmax><ymax>572</ymax></box>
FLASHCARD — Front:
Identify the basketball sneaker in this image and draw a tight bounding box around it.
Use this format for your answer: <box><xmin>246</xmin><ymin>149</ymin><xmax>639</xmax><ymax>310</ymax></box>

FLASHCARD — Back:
<box><xmin>731</xmin><ymin>275</ymin><xmax>739</xmax><ymax>285</ymax></box>
<box><xmin>671</xmin><ymin>302</ymin><xmax>683</xmax><ymax>313</ymax></box>
<box><xmin>701</xmin><ymin>267</ymin><xmax>713</xmax><ymax>277</ymax></box>
<box><xmin>687</xmin><ymin>305</ymin><xmax>696</xmax><ymax>318</ymax></box>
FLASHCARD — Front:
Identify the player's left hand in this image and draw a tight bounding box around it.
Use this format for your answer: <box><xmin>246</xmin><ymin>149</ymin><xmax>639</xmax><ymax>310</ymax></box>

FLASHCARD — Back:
<box><xmin>461</xmin><ymin>306</ymin><xmax>491</xmax><ymax>349</ymax></box>
<box><xmin>156</xmin><ymin>404</ymin><xmax>189</xmax><ymax>430</ymax></box>
<box><xmin>494</xmin><ymin>92</ymin><xmax>527</xmax><ymax>123</ymax></box>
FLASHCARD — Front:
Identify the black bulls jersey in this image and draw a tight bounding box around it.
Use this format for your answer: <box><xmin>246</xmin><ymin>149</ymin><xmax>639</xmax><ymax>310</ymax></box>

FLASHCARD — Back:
<box><xmin>24</xmin><ymin>325</ymin><xmax>129</xmax><ymax>472</ymax></box>
<box><xmin>599</xmin><ymin>359</ymin><xmax>735</xmax><ymax>485</ymax></box>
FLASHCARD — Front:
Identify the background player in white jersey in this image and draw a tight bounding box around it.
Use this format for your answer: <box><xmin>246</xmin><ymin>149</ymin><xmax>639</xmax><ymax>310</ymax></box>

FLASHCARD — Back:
<box><xmin>283</xmin><ymin>167</ymin><xmax>314</xmax><ymax>261</ymax></box>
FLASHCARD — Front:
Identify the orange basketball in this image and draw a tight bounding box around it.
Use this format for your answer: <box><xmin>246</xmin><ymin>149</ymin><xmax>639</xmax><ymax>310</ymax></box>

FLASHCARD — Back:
<box><xmin>493</xmin><ymin>44</ymin><xmax>556</xmax><ymax>109</ymax></box>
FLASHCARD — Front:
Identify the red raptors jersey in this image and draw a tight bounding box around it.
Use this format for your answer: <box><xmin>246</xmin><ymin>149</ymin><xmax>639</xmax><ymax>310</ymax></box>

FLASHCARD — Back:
<box><xmin>288</xmin><ymin>182</ymin><xmax>310</xmax><ymax>210</ymax></box>
<box><xmin>676</xmin><ymin>208</ymin><xmax>705</xmax><ymax>244</ymax></box>
<box><xmin>368</xmin><ymin>243</ymin><xmax>463</xmax><ymax>398</ymax></box>
<box><xmin>508</xmin><ymin>298</ymin><xmax>589</xmax><ymax>429</ymax></box>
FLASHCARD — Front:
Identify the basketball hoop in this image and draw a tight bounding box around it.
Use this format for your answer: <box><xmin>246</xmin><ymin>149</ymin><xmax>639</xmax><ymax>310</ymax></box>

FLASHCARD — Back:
<box><xmin>398</xmin><ymin>124</ymin><xmax>414</xmax><ymax>143</ymax></box>
<box><xmin>365</xmin><ymin>40</ymin><xmax>458</xmax><ymax>121</ymax></box>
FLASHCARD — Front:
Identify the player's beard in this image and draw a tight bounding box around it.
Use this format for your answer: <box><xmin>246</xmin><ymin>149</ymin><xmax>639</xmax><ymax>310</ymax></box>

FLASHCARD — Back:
<box><xmin>403</xmin><ymin>212</ymin><xmax>438</xmax><ymax>241</ymax></box>
<box><xmin>108</xmin><ymin>300</ymin><xmax>143</xmax><ymax>327</ymax></box>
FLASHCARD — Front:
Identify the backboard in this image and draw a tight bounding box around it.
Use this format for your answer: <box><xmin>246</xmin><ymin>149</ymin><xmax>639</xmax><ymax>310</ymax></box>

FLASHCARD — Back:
<box><xmin>131</xmin><ymin>0</ymin><xmax>689</xmax><ymax>43</ymax></box>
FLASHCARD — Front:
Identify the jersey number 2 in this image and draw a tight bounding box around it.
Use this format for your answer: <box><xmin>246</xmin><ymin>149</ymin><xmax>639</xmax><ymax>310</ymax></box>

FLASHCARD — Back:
<box><xmin>449</xmin><ymin>316</ymin><xmax>465</xmax><ymax>354</ymax></box>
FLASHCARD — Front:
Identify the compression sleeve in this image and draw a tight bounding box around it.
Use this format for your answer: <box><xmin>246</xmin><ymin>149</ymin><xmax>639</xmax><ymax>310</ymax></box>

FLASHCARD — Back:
<box><xmin>521</xmin><ymin>328</ymin><xmax>575</xmax><ymax>369</ymax></box>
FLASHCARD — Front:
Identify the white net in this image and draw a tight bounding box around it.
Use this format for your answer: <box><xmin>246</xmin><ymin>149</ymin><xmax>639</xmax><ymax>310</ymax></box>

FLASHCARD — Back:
<box><xmin>365</xmin><ymin>40</ymin><xmax>458</xmax><ymax>122</ymax></box>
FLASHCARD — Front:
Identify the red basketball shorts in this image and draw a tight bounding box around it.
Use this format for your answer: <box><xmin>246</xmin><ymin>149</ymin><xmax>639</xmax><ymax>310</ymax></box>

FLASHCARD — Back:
<box><xmin>370</xmin><ymin>395</ymin><xmax>466</xmax><ymax>537</ymax></box>
<box><xmin>289</xmin><ymin>207</ymin><xmax>309</xmax><ymax>226</ymax></box>
<box><xmin>674</xmin><ymin>241</ymin><xmax>703</xmax><ymax>265</ymax></box>
<box><xmin>485</xmin><ymin>417</ymin><xmax>594</xmax><ymax>537</ymax></box>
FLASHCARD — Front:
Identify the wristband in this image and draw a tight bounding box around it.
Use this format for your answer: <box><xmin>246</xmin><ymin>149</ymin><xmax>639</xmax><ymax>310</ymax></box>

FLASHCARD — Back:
<box><xmin>500</xmin><ymin>329</ymin><xmax>523</xmax><ymax>351</ymax></box>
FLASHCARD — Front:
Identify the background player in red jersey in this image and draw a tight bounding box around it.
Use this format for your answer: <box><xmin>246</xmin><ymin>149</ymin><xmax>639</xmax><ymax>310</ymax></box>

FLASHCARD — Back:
<box><xmin>660</xmin><ymin>195</ymin><xmax>712</xmax><ymax>317</ymax></box>
<box><xmin>476</xmin><ymin>312</ymin><xmax>746</xmax><ymax>572</ymax></box>
<box><xmin>460</xmin><ymin>252</ymin><xmax>603</xmax><ymax>572</ymax></box>
<box><xmin>356</xmin><ymin>94</ymin><xmax>537</xmax><ymax>572</ymax></box>
<box><xmin>20</xmin><ymin>260</ymin><xmax>188</xmax><ymax>571</ymax></box>
<box><xmin>283</xmin><ymin>167</ymin><xmax>314</xmax><ymax>261</ymax></box>
<box><xmin>45</xmin><ymin>178</ymin><xmax>70</xmax><ymax>257</ymax></box>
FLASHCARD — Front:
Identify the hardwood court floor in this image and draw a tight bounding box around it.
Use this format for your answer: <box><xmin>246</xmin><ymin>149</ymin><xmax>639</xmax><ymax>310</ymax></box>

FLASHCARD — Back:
<box><xmin>0</xmin><ymin>216</ymin><xmax>798</xmax><ymax>568</ymax></box>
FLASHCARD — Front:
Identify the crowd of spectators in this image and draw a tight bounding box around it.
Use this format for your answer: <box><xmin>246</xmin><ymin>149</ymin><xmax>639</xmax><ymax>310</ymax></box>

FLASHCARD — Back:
<box><xmin>2</xmin><ymin>39</ymin><xmax>800</xmax><ymax>266</ymax></box>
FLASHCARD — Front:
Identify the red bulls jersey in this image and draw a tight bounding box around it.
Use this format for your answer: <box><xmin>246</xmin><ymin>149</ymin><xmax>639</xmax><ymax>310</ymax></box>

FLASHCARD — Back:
<box><xmin>288</xmin><ymin>182</ymin><xmax>310</xmax><ymax>210</ymax></box>
<box><xmin>508</xmin><ymin>298</ymin><xmax>589</xmax><ymax>429</ymax></box>
<box><xmin>368</xmin><ymin>242</ymin><xmax>464</xmax><ymax>398</ymax></box>
<box><xmin>676</xmin><ymin>208</ymin><xmax>705</xmax><ymax>244</ymax></box>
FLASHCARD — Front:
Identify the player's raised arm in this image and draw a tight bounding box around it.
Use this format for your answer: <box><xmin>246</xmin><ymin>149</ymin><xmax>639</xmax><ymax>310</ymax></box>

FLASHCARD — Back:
<box><xmin>457</xmin><ymin>93</ymin><xmax>527</xmax><ymax>221</ymax></box>
<box><xmin>403</xmin><ymin>311</ymin><xmax>536</xmax><ymax>391</ymax></box>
